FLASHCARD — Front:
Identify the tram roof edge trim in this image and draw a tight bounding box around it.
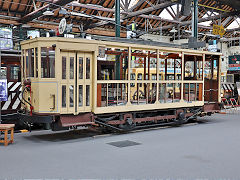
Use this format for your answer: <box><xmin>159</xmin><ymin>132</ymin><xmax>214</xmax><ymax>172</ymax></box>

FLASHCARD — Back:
<box><xmin>20</xmin><ymin>37</ymin><xmax>222</xmax><ymax>56</ymax></box>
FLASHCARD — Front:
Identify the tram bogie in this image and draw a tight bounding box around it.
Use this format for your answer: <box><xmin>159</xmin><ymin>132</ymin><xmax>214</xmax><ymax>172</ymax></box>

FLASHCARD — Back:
<box><xmin>20</xmin><ymin>37</ymin><xmax>222</xmax><ymax>131</ymax></box>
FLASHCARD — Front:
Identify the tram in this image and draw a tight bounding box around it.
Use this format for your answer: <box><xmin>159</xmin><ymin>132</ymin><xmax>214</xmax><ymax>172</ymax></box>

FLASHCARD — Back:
<box><xmin>0</xmin><ymin>49</ymin><xmax>21</xmax><ymax>114</ymax></box>
<box><xmin>20</xmin><ymin>37</ymin><xmax>222</xmax><ymax>131</ymax></box>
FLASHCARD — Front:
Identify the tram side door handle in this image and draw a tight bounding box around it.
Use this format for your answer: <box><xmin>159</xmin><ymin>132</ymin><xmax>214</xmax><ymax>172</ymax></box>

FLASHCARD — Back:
<box><xmin>50</xmin><ymin>94</ymin><xmax>55</xmax><ymax>110</ymax></box>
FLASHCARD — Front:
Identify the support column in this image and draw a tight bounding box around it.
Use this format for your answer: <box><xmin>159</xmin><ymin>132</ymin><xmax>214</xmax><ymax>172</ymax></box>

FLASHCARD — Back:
<box><xmin>193</xmin><ymin>0</ymin><xmax>198</xmax><ymax>39</ymax></box>
<box><xmin>115</xmin><ymin>0</ymin><xmax>121</xmax><ymax>38</ymax></box>
<box><xmin>115</xmin><ymin>0</ymin><xmax>121</xmax><ymax>79</ymax></box>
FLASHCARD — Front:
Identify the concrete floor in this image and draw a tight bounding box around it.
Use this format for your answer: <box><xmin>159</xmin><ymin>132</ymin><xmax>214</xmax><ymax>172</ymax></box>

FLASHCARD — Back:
<box><xmin>0</xmin><ymin>113</ymin><xmax>240</xmax><ymax>179</ymax></box>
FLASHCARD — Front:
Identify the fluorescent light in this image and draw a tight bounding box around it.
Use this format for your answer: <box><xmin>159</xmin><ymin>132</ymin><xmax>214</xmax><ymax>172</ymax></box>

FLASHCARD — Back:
<box><xmin>43</xmin><ymin>7</ymin><xmax>54</xmax><ymax>16</ymax></box>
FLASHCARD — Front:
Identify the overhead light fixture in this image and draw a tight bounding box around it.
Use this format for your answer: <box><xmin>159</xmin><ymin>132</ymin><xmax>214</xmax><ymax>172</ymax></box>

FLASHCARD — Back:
<box><xmin>170</xmin><ymin>27</ymin><xmax>177</xmax><ymax>33</ymax></box>
<box><xmin>22</xmin><ymin>24</ymin><xmax>31</xmax><ymax>28</ymax></box>
<box><xmin>43</xmin><ymin>7</ymin><xmax>54</xmax><ymax>16</ymax></box>
<box><xmin>59</xmin><ymin>8</ymin><xmax>68</xmax><ymax>15</ymax></box>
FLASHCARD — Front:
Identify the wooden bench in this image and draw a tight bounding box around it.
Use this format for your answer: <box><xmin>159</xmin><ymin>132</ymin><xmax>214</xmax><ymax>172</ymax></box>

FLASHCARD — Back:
<box><xmin>0</xmin><ymin>124</ymin><xmax>15</xmax><ymax>146</ymax></box>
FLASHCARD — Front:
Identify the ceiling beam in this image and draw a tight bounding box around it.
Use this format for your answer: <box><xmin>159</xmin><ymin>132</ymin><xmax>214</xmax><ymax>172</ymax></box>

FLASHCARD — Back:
<box><xmin>124</xmin><ymin>1</ymin><xmax>175</xmax><ymax>19</ymax></box>
<box><xmin>128</xmin><ymin>0</ymin><xmax>145</xmax><ymax>12</ymax></box>
<box><xmin>149</xmin><ymin>10</ymin><xmax>240</xmax><ymax>32</ymax></box>
<box><xmin>20</xmin><ymin>0</ymin><xmax>75</xmax><ymax>23</ymax></box>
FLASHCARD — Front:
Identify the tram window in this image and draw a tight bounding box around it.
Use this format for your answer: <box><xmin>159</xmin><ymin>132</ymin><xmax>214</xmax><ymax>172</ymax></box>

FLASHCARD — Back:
<box><xmin>1</xmin><ymin>67</ymin><xmax>7</xmax><ymax>79</ymax></box>
<box><xmin>98</xmin><ymin>47</ymin><xmax>128</xmax><ymax>80</ymax></box>
<box><xmin>159</xmin><ymin>74</ymin><xmax>163</xmax><ymax>80</ymax></box>
<box><xmin>79</xmin><ymin>85</ymin><xmax>83</xmax><ymax>107</ymax></box>
<box><xmin>10</xmin><ymin>66</ymin><xmax>20</xmax><ymax>80</ymax></box>
<box><xmin>41</xmin><ymin>47</ymin><xmax>55</xmax><ymax>78</ymax></box>
<box><xmin>184</xmin><ymin>84</ymin><xmax>189</xmax><ymax>101</ymax></box>
<box><xmin>70</xmin><ymin>57</ymin><xmax>74</xmax><ymax>79</ymax></box>
<box><xmin>174</xmin><ymin>83</ymin><xmax>181</xmax><ymax>102</ymax></box>
<box><xmin>130</xmin><ymin>73</ymin><xmax>135</xmax><ymax>80</ymax></box>
<box><xmin>86</xmin><ymin>57</ymin><xmax>90</xmax><ymax>79</ymax></box>
<box><xmin>79</xmin><ymin>57</ymin><xmax>83</xmax><ymax>79</ymax></box>
<box><xmin>184</xmin><ymin>61</ymin><xmax>194</xmax><ymax>80</ymax></box>
<box><xmin>22</xmin><ymin>50</ymin><xmax>25</xmax><ymax>78</ymax></box>
<box><xmin>35</xmin><ymin>48</ymin><xmax>38</xmax><ymax>78</ymax></box>
<box><xmin>190</xmin><ymin>83</ymin><xmax>196</xmax><ymax>101</ymax></box>
<box><xmin>184</xmin><ymin>55</ymin><xmax>203</xmax><ymax>80</ymax></box>
<box><xmin>213</xmin><ymin>59</ymin><xmax>218</xmax><ymax>80</ymax></box>
<box><xmin>137</xmin><ymin>73</ymin><xmax>142</xmax><ymax>80</ymax></box>
<box><xmin>62</xmin><ymin>85</ymin><xmax>66</xmax><ymax>108</ymax></box>
<box><xmin>159</xmin><ymin>83</ymin><xmax>166</xmax><ymax>103</ymax></box>
<box><xmin>152</xmin><ymin>74</ymin><xmax>157</xmax><ymax>80</ymax></box>
<box><xmin>62</xmin><ymin>56</ymin><xmax>66</xmax><ymax>79</ymax></box>
<box><xmin>196</xmin><ymin>59</ymin><xmax>203</xmax><ymax>80</ymax></box>
<box><xmin>86</xmin><ymin>85</ymin><xmax>90</xmax><ymax>106</ymax></box>
<box><xmin>167</xmin><ymin>83</ymin><xmax>174</xmax><ymax>103</ymax></box>
<box><xmin>69</xmin><ymin>85</ymin><xmax>74</xmax><ymax>107</ymax></box>
<box><xmin>26</xmin><ymin>48</ymin><xmax>34</xmax><ymax>77</ymax></box>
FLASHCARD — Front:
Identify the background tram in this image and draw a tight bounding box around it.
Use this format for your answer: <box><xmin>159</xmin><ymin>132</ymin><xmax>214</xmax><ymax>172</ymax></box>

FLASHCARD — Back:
<box><xmin>0</xmin><ymin>49</ymin><xmax>21</xmax><ymax>114</ymax></box>
<box><xmin>19</xmin><ymin>37</ymin><xmax>222</xmax><ymax>131</ymax></box>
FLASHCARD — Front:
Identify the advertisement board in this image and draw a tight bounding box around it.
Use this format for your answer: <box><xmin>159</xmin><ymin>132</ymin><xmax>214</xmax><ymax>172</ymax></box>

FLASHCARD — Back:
<box><xmin>229</xmin><ymin>55</ymin><xmax>240</xmax><ymax>71</ymax></box>
<box><xmin>0</xmin><ymin>79</ymin><xmax>8</xmax><ymax>101</ymax></box>
<box><xmin>0</xmin><ymin>27</ymin><xmax>13</xmax><ymax>50</ymax></box>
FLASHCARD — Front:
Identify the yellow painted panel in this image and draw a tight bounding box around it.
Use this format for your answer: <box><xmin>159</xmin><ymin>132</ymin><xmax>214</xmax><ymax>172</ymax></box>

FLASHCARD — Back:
<box><xmin>36</xmin><ymin>82</ymin><xmax>58</xmax><ymax>113</ymax></box>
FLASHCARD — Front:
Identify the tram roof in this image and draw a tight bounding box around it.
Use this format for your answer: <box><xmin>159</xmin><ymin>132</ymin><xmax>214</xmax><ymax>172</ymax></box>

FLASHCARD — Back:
<box><xmin>21</xmin><ymin>37</ymin><xmax>222</xmax><ymax>56</ymax></box>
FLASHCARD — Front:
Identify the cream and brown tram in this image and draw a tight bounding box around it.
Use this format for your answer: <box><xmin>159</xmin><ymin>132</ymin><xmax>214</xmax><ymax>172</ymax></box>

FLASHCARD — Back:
<box><xmin>20</xmin><ymin>37</ymin><xmax>222</xmax><ymax>131</ymax></box>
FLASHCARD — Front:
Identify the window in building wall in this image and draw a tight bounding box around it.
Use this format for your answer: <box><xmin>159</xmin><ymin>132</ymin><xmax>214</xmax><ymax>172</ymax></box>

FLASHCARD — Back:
<box><xmin>41</xmin><ymin>47</ymin><xmax>55</xmax><ymax>78</ymax></box>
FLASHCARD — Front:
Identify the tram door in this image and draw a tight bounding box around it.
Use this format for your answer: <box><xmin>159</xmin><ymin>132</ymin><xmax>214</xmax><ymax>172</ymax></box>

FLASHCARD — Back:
<box><xmin>61</xmin><ymin>51</ymin><xmax>92</xmax><ymax>114</ymax></box>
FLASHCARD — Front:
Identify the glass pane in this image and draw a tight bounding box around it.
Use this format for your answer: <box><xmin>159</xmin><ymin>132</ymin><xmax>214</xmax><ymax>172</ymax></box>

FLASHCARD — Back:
<box><xmin>70</xmin><ymin>57</ymin><xmax>74</xmax><ymax>79</ymax></box>
<box><xmin>41</xmin><ymin>47</ymin><xmax>55</xmax><ymax>78</ymax></box>
<box><xmin>184</xmin><ymin>84</ymin><xmax>189</xmax><ymax>102</ymax></box>
<box><xmin>174</xmin><ymin>83</ymin><xmax>181</xmax><ymax>102</ymax></box>
<box><xmin>79</xmin><ymin>85</ymin><xmax>83</xmax><ymax>107</ymax></box>
<box><xmin>10</xmin><ymin>66</ymin><xmax>20</xmax><ymax>80</ymax></box>
<box><xmin>35</xmin><ymin>48</ymin><xmax>38</xmax><ymax>78</ymax></box>
<box><xmin>28</xmin><ymin>49</ymin><xmax>34</xmax><ymax>77</ymax></box>
<box><xmin>26</xmin><ymin>50</ymin><xmax>29</xmax><ymax>77</ymax></box>
<box><xmin>62</xmin><ymin>85</ymin><xmax>66</xmax><ymax>108</ymax></box>
<box><xmin>86</xmin><ymin>85</ymin><xmax>90</xmax><ymax>106</ymax></box>
<box><xmin>79</xmin><ymin>57</ymin><xmax>83</xmax><ymax>79</ymax></box>
<box><xmin>190</xmin><ymin>83</ymin><xmax>196</xmax><ymax>101</ymax></box>
<box><xmin>22</xmin><ymin>50</ymin><xmax>25</xmax><ymax>78</ymax></box>
<box><xmin>62</xmin><ymin>56</ymin><xmax>66</xmax><ymax>79</ymax></box>
<box><xmin>69</xmin><ymin>85</ymin><xmax>74</xmax><ymax>107</ymax></box>
<box><xmin>86</xmin><ymin>57</ymin><xmax>90</xmax><ymax>79</ymax></box>
<box><xmin>166</xmin><ymin>83</ymin><xmax>174</xmax><ymax>103</ymax></box>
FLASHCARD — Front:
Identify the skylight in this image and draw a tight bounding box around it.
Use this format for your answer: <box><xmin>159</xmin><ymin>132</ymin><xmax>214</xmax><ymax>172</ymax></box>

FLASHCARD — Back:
<box><xmin>198</xmin><ymin>11</ymin><xmax>219</xmax><ymax>26</ymax></box>
<box><xmin>227</xmin><ymin>18</ymin><xmax>240</xmax><ymax>29</ymax></box>
<box><xmin>159</xmin><ymin>4</ymin><xmax>182</xmax><ymax>20</ymax></box>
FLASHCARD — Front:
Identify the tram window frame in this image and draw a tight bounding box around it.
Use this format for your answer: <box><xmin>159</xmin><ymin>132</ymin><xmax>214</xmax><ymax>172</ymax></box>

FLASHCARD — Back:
<box><xmin>98</xmin><ymin>47</ymin><xmax>129</xmax><ymax>80</ymax></box>
<box><xmin>86</xmin><ymin>57</ymin><xmax>90</xmax><ymax>79</ymax></box>
<box><xmin>10</xmin><ymin>66</ymin><xmax>20</xmax><ymax>80</ymax></box>
<box><xmin>62</xmin><ymin>56</ymin><xmax>66</xmax><ymax>79</ymax></box>
<box><xmin>26</xmin><ymin>48</ymin><xmax>34</xmax><ymax>78</ymax></box>
<box><xmin>35</xmin><ymin>48</ymin><xmax>38</xmax><ymax>78</ymax></box>
<box><xmin>184</xmin><ymin>55</ymin><xmax>203</xmax><ymax>81</ymax></box>
<box><xmin>22</xmin><ymin>50</ymin><xmax>25</xmax><ymax>78</ymax></box>
<box><xmin>41</xmin><ymin>47</ymin><xmax>55</xmax><ymax>78</ymax></box>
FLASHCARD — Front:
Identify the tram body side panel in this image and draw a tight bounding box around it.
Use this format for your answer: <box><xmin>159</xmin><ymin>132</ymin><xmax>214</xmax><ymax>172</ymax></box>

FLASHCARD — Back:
<box><xmin>33</xmin><ymin>82</ymin><xmax>58</xmax><ymax>113</ymax></box>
